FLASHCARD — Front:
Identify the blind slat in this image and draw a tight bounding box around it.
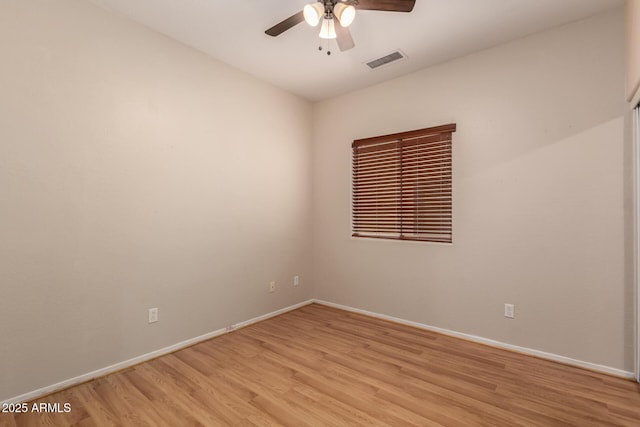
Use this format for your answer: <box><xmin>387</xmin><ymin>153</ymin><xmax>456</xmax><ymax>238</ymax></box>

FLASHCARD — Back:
<box><xmin>353</xmin><ymin>172</ymin><xmax>452</xmax><ymax>186</ymax></box>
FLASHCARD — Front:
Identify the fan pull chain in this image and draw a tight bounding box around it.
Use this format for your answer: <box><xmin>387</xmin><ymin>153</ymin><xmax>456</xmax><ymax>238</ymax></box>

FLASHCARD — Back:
<box><xmin>318</xmin><ymin>39</ymin><xmax>331</xmax><ymax>56</ymax></box>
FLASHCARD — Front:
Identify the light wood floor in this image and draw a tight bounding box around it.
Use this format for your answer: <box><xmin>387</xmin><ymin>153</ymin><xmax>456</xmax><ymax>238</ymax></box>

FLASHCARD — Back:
<box><xmin>2</xmin><ymin>303</ymin><xmax>640</xmax><ymax>426</ymax></box>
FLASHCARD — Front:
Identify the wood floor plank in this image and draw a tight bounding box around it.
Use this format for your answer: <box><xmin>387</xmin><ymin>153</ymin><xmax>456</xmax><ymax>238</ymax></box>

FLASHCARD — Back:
<box><xmin>3</xmin><ymin>303</ymin><xmax>640</xmax><ymax>426</ymax></box>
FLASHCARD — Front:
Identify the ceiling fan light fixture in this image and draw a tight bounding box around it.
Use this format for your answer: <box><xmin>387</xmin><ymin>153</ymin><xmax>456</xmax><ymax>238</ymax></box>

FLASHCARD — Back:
<box><xmin>333</xmin><ymin>3</ymin><xmax>356</xmax><ymax>27</ymax></box>
<box><xmin>319</xmin><ymin>17</ymin><xmax>337</xmax><ymax>39</ymax></box>
<box><xmin>303</xmin><ymin>2</ymin><xmax>325</xmax><ymax>27</ymax></box>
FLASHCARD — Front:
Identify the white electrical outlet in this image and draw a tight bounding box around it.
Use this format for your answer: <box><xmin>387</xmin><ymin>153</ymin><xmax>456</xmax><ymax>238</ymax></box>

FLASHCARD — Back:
<box><xmin>269</xmin><ymin>281</ymin><xmax>276</xmax><ymax>293</ymax></box>
<box><xmin>504</xmin><ymin>303</ymin><xmax>515</xmax><ymax>319</ymax></box>
<box><xmin>293</xmin><ymin>275</ymin><xmax>299</xmax><ymax>287</ymax></box>
<box><xmin>148</xmin><ymin>307</ymin><xmax>158</xmax><ymax>323</ymax></box>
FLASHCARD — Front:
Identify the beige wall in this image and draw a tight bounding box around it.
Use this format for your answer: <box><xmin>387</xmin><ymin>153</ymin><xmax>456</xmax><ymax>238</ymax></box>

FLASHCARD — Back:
<box><xmin>626</xmin><ymin>0</ymin><xmax>640</xmax><ymax>104</ymax></box>
<box><xmin>0</xmin><ymin>0</ymin><xmax>313</xmax><ymax>400</ymax></box>
<box><xmin>312</xmin><ymin>8</ymin><xmax>633</xmax><ymax>371</ymax></box>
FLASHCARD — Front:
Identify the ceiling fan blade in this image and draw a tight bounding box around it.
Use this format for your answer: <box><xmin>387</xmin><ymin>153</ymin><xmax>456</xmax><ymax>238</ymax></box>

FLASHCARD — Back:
<box><xmin>265</xmin><ymin>11</ymin><xmax>305</xmax><ymax>37</ymax></box>
<box><xmin>335</xmin><ymin>25</ymin><xmax>355</xmax><ymax>51</ymax></box>
<box><xmin>349</xmin><ymin>0</ymin><xmax>415</xmax><ymax>12</ymax></box>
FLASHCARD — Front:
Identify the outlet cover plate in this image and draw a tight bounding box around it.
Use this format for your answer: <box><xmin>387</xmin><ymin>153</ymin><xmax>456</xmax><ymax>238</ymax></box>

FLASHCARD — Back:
<box><xmin>504</xmin><ymin>303</ymin><xmax>515</xmax><ymax>319</ymax></box>
<box><xmin>148</xmin><ymin>308</ymin><xmax>158</xmax><ymax>323</ymax></box>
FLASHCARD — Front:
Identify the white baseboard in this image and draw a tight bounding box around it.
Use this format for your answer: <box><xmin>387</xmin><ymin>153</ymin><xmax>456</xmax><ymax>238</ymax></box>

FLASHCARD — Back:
<box><xmin>1</xmin><ymin>299</ymin><xmax>314</xmax><ymax>405</ymax></box>
<box><xmin>5</xmin><ymin>297</ymin><xmax>632</xmax><ymax>405</ymax></box>
<box><xmin>313</xmin><ymin>299</ymin><xmax>636</xmax><ymax>380</ymax></box>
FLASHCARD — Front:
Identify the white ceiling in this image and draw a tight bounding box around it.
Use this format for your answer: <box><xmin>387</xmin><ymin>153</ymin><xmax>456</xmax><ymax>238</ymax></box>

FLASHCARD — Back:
<box><xmin>88</xmin><ymin>0</ymin><xmax>622</xmax><ymax>101</ymax></box>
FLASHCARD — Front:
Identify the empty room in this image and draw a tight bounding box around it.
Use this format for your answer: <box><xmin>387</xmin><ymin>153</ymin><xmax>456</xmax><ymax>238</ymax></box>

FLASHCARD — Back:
<box><xmin>2</xmin><ymin>0</ymin><xmax>640</xmax><ymax>425</ymax></box>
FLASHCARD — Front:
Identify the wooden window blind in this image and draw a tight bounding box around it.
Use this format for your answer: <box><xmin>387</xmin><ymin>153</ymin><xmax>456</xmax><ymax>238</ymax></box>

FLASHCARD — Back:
<box><xmin>352</xmin><ymin>123</ymin><xmax>456</xmax><ymax>243</ymax></box>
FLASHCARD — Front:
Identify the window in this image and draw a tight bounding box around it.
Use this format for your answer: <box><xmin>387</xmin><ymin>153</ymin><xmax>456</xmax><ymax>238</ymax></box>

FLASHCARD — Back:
<box><xmin>352</xmin><ymin>124</ymin><xmax>456</xmax><ymax>243</ymax></box>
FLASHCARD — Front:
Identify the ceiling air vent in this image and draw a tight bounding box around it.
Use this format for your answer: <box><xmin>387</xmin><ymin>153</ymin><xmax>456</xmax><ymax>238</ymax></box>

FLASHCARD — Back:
<box><xmin>364</xmin><ymin>50</ymin><xmax>407</xmax><ymax>70</ymax></box>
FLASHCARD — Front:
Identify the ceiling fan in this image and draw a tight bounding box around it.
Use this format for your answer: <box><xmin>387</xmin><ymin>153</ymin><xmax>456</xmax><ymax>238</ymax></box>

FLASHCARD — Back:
<box><xmin>265</xmin><ymin>0</ymin><xmax>416</xmax><ymax>53</ymax></box>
